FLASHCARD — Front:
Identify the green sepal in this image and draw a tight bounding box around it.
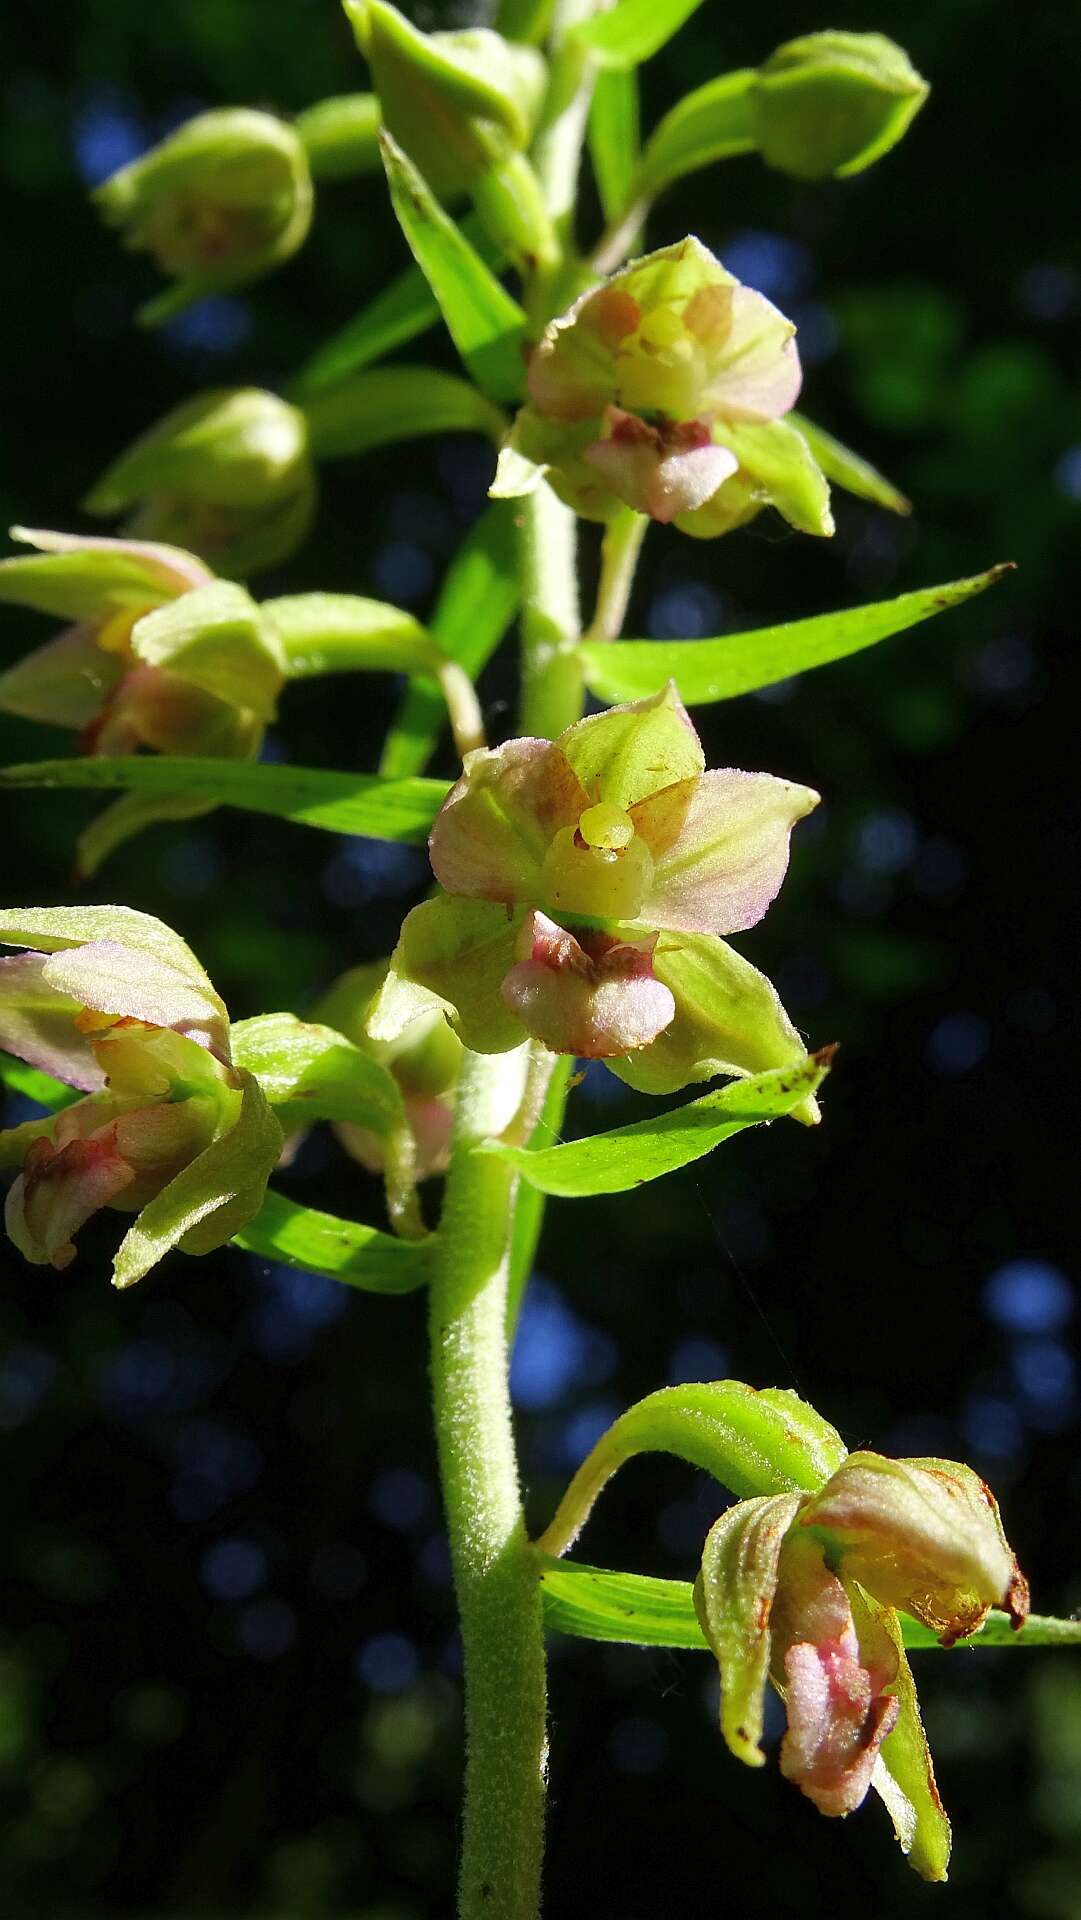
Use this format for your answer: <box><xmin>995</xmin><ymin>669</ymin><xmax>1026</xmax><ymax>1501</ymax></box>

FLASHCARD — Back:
<box><xmin>694</xmin><ymin>1493</ymin><xmax>805</xmax><ymax>1765</ymax></box>
<box><xmin>483</xmin><ymin>1054</ymin><xmax>831</xmax><ymax>1197</ymax></box>
<box><xmin>869</xmin><ymin>1603</ymin><xmax>952</xmax><ymax>1883</ymax></box>
<box><xmin>0</xmin><ymin>756</ymin><xmax>449</xmax><ymax>846</ymax></box>
<box><xmin>0</xmin><ymin>903</ymin><xmax>225</xmax><ymax>1020</ymax></box>
<box><xmin>129</xmin><ymin>580</ymin><xmax>285</xmax><ymax>723</ymax></box>
<box><xmin>608</xmin><ymin>932</ymin><xmax>821</xmax><ymax>1114</ymax></box>
<box><xmin>231</xmin><ymin>1011</ymin><xmax>406</xmax><ymax>1137</ymax></box>
<box><xmin>346</xmin><ymin>0</ymin><xmax>545</xmax><ymax>197</ymax></box>
<box><xmin>578</xmin><ymin>566</ymin><xmax>1014</xmax><ymax>706</ymax></box>
<box><xmin>0</xmin><ymin>527</ymin><xmax>208</xmax><ymax>621</ymax></box>
<box><xmin>752</xmin><ymin>32</ymin><xmax>929</xmax><ymax>182</ymax></box>
<box><xmin>558</xmin><ymin>680</ymin><xmax>702</xmax><ymax>810</ymax></box>
<box><xmin>788</xmin><ymin>412</ymin><xmax>910</xmax><ymax>515</ymax></box>
<box><xmin>676</xmin><ymin>418</ymin><xmax>833</xmax><ymax>540</ymax></box>
<box><xmin>368</xmin><ymin>895</ymin><xmax>525</xmax><ymax>1057</ymax></box>
<box><xmin>303</xmin><ymin>366</ymin><xmax>507</xmax><ymax>460</ymax></box>
<box><xmin>378</xmin><ymin>132</ymin><xmax>528</xmax><ymax>404</ymax></box>
<box><xmin>538</xmin><ymin>1381</ymin><xmax>847</xmax><ymax>1557</ymax></box>
<box><xmin>232</xmin><ymin>1186</ymin><xmax>429</xmax><ymax>1294</ymax></box>
<box><xmin>111</xmin><ymin>1069</ymin><xmax>282</xmax><ymax>1287</ymax></box>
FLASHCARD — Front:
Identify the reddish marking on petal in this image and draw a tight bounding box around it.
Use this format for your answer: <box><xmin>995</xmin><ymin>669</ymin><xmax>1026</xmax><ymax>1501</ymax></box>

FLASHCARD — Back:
<box><xmin>589</xmin><ymin>288</ymin><xmax>641</xmax><ymax>348</ymax></box>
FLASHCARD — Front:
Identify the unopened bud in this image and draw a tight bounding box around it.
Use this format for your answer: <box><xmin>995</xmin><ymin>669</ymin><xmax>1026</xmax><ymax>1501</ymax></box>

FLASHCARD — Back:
<box><xmin>752</xmin><ymin>33</ymin><xmax>928</xmax><ymax>181</ymax></box>
<box><xmin>83</xmin><ymin>389</ymin><xmax>315</xmax><ymax>579</ymax></box>
<box><xmin>94</xmin><ymin>108</ymin><xmax>313</xmax><ymax>325</ymax></box>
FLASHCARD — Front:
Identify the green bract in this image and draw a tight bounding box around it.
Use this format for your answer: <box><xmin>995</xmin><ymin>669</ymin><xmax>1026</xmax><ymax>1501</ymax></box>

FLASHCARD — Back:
<box><xmin>94</xmin><ymin>107</ymin><xmax>313</xmax><ymax>326</ymax></box>
<box><xmin>84</xmin><ymin>389</ymin><xmax>316</xmax><ymax>579</ymax></box>
<box><xmin>370</xmin><ymin>684</ymin><xmax>821</xmax><ymax>1104</ymax></box>
<box><xmin>493</xmin><ymin>237</ymin><xmax>832</xmax><ymax>536</ymax></box>
<box><xmin>0</xmin><ymin>529</ymin><xmax>287</xmax><ymax>871</ymax></box>
<box><xmin>751</xmin><ymin>32</ymin><xmax>929</xmax><ymax>181</ymax></box>
<box><xmin>0</xmin><ymin>905</ymin><xmax>281</xmax><ymax>1285</ymax></box>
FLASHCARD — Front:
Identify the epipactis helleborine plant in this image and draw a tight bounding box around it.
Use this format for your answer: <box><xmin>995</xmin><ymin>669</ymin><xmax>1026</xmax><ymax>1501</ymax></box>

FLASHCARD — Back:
<box><xmin>0</xmin><ymin>906</ymin><xmax>281</xmax><ymax>1287</ymax></box>
<box><xmin>370</xmin><ymin>682</ymin><xmax>821</xmax><ymax>1113</ymax></box>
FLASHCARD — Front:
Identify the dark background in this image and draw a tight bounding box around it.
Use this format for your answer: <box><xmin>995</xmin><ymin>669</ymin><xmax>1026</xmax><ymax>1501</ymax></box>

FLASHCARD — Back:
<box><xmin>0</xmin><ymin>0</ymin><xmax>1078</xmax><ymax>1914</ymax></box>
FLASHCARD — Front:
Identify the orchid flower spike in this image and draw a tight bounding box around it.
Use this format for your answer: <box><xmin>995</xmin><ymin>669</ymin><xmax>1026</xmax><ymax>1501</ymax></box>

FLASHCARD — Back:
<box><xmin>369</xmin><ymin>684</ymin><xmax>822</xmax><ymax>1113</ymax></box>
<box><xmin>493</xmin><ymin>237</ymin><xmax>833</xmax><ymax>539</ymax></box>
<box><xmin>696</xmin><ymin>1449</ymin><xmax>1029</xmax><ymax>1879</ymax></box>
<box><xmin>0</xmin><ymin>527</ymin><xmax>287</xmax><ymax>870</ymax></box>
<box><xmin>0</xmin><ymin>906</ymin><xmax>281</xmax><ymax>1287</ymax></box>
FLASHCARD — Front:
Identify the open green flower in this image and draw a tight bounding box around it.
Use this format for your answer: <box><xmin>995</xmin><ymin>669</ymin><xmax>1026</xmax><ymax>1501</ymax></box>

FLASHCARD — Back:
<box><xmin>0</xmin><ymin>527</ymin><xmax>286</xmax><ymax>870</ymax></box>
<box><xmin>370</xmin><ymin>684</ymin><xmax>821</xmax><ymax>1109</ymax></box>
<box><xmin>696</xmin><ymin>1448</ymin><xmax>1028</xmax><ymax>1877</ymax></box>
<box><xmin>83</xmin><ymin>388</ymin><xmax>316</xmax><ymax>580</ymax></box>
<box><xmin>94</xmin><ymin>108</ymin><xmax>313</xmax><ymax>326</ymax></box>
<box><xmin>493</xmin><ymin>237</ymin><xmax>832</xmax><ymax>538</ymax></box>
<box><xmin>0</xmin><ymin>906</ymin><xmax>281</xmax><ymax>1287</ymax></box>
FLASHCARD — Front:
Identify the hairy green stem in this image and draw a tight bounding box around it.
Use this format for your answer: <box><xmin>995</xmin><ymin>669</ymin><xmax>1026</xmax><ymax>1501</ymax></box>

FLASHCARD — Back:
<box><xmin>518</xmin><ymin>481</ymin><xmax>582</xmax><ymax>741</ymax></box>
<box><xmin>430</xmin><ymin>1047</ymin><xmax>549</xmax><ymax>1920</ymax></box>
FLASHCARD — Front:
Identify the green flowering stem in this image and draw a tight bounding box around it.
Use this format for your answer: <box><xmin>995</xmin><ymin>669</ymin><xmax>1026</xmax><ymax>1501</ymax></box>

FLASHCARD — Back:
<box><xmin>429</xmin><ymin>1046</ymin><xmax>549</xmax><ymax>1920</ymax></box>
<box><xmin>581</xmin><ymin>506</ymin><xmax>648</xmax><ymax>647</ymax></box>
<box><xmin>518</xmin><ymin>481</ymin><xmax>583</xmax><ymax>740</ymax></box>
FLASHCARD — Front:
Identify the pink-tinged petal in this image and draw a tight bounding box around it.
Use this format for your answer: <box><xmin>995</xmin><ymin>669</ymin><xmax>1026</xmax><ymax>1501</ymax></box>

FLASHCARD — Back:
<box><xmin>87</xmin><ymin>664</ymin><xmax>254</xmax><ymax>758</ymax></box>
<box><xmin>0</xmin><ymin>953</ymin><xmax>104</xmax><ymax>1091</ymax></box>
<box><xmin>2</xmin><ymin>526</ymin><xmax>211</xmax><ymax>615</ymax></box>
<box><xmin>699</xmin><ymin>285</ymin><xmax>803</xmax><ymax>423</ymax></box>
<box><xmin>429</xmin><ymin>739</ymin><xmax>588</xmax><ymax>905</ymax></box>
<box><xmin>632</xmin><ymin>768</ymin><xmax>820</xmax><ymax>934</ymax></box>
<box><xmin>583</xmin><ymin>408</ymin><xmax>739</xmax><ymax>523</ymax></box>
<box><xmin>527</xmin><ymin>283</ymin><xmax>635</xmax><ymax>422</ymax></box>
<box><xmin>39</xmin><ymin>939</ymin><xmax>225</xmax><ymax>1043</ymax></box>
<box><xmin>501</xmin><ymin>911</ymin><xmax>675</xmax><ymax>1058</ymax></box>
<box><xmin>5</xmin><ymin>1123</ymin><xmax>135</xmax><ymax>1270</ymax></box>
<box><xmin>0</xmin><ymin>625</ymin><xmax>123</xmax><ymax>730</ymax></box>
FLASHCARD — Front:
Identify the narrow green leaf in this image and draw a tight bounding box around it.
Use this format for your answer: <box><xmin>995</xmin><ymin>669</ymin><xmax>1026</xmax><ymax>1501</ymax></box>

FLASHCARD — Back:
<box><xmin>0</xmin><ymin>1055</ymin><xmax>80</xmax><ymax>1111</ymax></box>
<box><xmin>589</xmin><ymin>68</ymin><xmax>640</xmax><ymax>221</ymax></box>
<box><xmin>0</xmin><ymin>757</ymin><xmax>449</xmax><ymax>845</ymax></box>
<box><xmin>290</xmin><ymin>213</ymin><xmax>502</xmax><ymax>398</ymax></box>
<box><xmin>572</xmin><ymin>0</ymin><xmax>705</xmax><ymax>69</ymax></box>
<box><xmin>380</xmin><ymin>502</ymin><xmax>519</xmax><ymax>778</ymax></box>
<box><xmin>539</xmin><ymin>1560</ymin><xmax>1081</xmax><ymax>1654</ymax></box>
<box><xmin>579</xmin><ymin>566</ymin><xmax>1013</xmax><ymax>706</ymax></box>
<box><xmin>233</xmin><ymin>1187</ymin><xmax>430</xmax><ymax>1294</ymax></box>
<box><xmin>379</xmin><ymin>131</ymin><xmax>528</xmax><ymax>403</ymax></box>
<box><xmin>789</xmin><ymin>411</ymin><xmax>910</xmax><ymax>515</ymax></box>
<box><xmin>637</xmin><ymin>69</ymin><xmax>756</xmax><ymax>195</ymax></box>
<box><xmin>303</xmin><ymin>366</ymin><xmax>506</xmax><ymax>460</ymax></box>
<box><xmin>482</xmin><ymin>1055</ymin><xmax>831</xmax><ymax>1197</ymax></box>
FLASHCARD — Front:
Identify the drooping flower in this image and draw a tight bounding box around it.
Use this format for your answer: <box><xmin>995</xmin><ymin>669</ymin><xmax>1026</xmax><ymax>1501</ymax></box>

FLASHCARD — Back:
<box><xmin>492</xmin><ymin>237</ymin><xmax>832</xmax><ymax>538</ymax></box>
<box><xmin>0</xmin><ymin>527</ymin><xmax>287</xmax><ymax>870</ymax></box>
<box><xmin>0</xmin><ymin>906</ymin><xmax>281</xmax><ymax>1287</ymax></box>
<box><xmin>369</xmin><ymin>684</ymin><xmax>821</xmax><ymax>1108</ymax></box>
<box><xmin>93</xmin><ymin>108</ymin><xmax>314</xmax><ymax>326</ymax></box>
<box><xmin>695</xmin><ymin>1447</ymin><xmax>1029</xmax><ymax>1877</ymax></box>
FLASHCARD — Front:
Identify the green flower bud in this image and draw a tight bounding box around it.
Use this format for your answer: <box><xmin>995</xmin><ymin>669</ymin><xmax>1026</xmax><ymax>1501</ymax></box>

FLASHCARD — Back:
<box><xmin>345</xmin><ymin>0</ymin><xmax>545</xmax><ymax>197</ymax></box>
<box><xmin>83</xmin><ymin>389</ymin><xmax>316</xmax><ymax>579</ymax></box>
<box><xmin>94</xmin><ymin>108</ymin><xmax>313</xmax><ymax>326</ymax></box>
<box><xmin>751</xmin><ymin>33</ymin><xmax>928</xmax><ymax>182</ymax></box>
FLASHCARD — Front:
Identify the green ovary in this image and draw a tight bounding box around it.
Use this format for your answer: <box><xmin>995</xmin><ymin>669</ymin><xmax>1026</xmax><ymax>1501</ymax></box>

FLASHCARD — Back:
<box><xmin>540</xmin><ymin>817</ymin><xmax>653</xmax><ymax>921</ymax></box>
